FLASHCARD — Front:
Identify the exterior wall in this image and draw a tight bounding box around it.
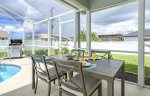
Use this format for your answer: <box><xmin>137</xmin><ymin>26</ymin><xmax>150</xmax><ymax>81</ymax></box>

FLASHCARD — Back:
<box><xmin>124</xmin><ymin>37</ymin><xmax>138</xmax><ymax>41</ymax></box>
<box><xmin>102</xmin><ymin>36</ymin><xmax>124</xmax><ymax>41</ymax></box>
<box><xmin>124</xmin><ymin>36</ymin><xmax>150</xmax><ymax>41</ymax></box>
<box><xmin>0</xmin><ymin>40</ymin><xmax>8</xmax><ymax>46</ymax></box>
<box><xmin>0</xmin><ymin>38</ymin><xmax>8</xmax><ymax>40</ymax></box>
<box><xmin>99</xmin><ymin>35</ymin><xmax>124</xmax><ymax>41</ymax></box>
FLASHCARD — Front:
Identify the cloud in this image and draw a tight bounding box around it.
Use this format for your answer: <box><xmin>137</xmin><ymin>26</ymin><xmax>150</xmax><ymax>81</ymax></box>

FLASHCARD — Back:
<box><xmin>2</xmin><ymin>25</ymin><xmax>23</xmax><ymax>33</ymax></box>
<box><xmin>92</xmin><ymin>2</ymin><xmax>138</xmax><ymax>25</ymax></box>
<box><xmin>0</xmin><ymin>0</ymin><xmax>150</xmax><ymax>38</ymax></box>
<box><xmin>25</xmin><ymin>0</ymin><xmax>70</xmax><ymax>17</ymax></box>
<box><xmin>0</xmin><ymin>26</ymin><xmax>2</xmax><ymax>30</ymax></box>
<box><xmin>104</xmin><ymin>20</ymin><xmax>138</xmax><ymax>34</ymax></box>
<box><xmin>0</xmin><ymin>0</ymin><xmax>44</xmax><ymax>21</ymax></box>
<box><xmin>92</xmin><ymin>1</ymin><xmax>150</xmax><ymax>25</ymax></box>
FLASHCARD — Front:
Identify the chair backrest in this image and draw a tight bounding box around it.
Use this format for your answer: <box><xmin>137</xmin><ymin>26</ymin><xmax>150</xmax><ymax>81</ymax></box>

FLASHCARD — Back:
<box><xmin>31</xmin><ymin>55</ymin><xmax>50</xmax><ymax>80</ymax></box>
<box><xmin>71</xmin><ymin>49</ymin><xmax>85</xmax><ymax>57</ymax></box>
<box><xmin>53</xmin><ymin>58</ymin><xmax>87</xmax><ymax>95</ymax></box>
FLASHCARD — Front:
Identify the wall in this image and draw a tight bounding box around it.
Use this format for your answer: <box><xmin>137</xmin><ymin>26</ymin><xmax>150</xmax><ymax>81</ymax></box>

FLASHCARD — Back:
<box><xmin>124</xmin><ymin>37</ymin><xmax>138</xmax><ymax>41</ymax></box>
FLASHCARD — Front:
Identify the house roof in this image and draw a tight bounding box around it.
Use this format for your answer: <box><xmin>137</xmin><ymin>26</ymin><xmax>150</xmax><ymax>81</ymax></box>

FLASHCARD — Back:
<box><xmin>26</xmin><ymin>33</ymin><xmax>69</xmax><ymax>41</ymax></box>
<box><xmin>0</xmin><ymin>30</ymin><xmax>8</xmax><ymax>38</ymax></box>
<box><xmin>38</xmin><ymin>34</ymin><xmax>56</xmax><ymax>39</ymax></box>
<box><xmin>38</xmin><ymin>34</ymin><xmax>69</xmax><ymax>40</ymax></box>
<box><xmin>124</xmin><ymin>29</ymin><xmax>150</xmax><ymax>37</ymax></box>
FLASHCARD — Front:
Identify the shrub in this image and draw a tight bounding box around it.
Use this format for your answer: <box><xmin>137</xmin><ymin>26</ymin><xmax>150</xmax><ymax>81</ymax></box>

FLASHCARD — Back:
<box><xmin>35</xmin><ymin>49</ymin><xmax>48</xmax><ymax>55</ymax></box>
<box><xmin>0</xmin><ymin>52</ymin><xmax>7</xmax><ymax>57</ymax></box>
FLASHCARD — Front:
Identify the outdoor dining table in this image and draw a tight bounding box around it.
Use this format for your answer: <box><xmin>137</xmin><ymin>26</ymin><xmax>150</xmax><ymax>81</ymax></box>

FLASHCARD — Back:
<box><xmin>32</xmin><ymin>55</ymin><xmax>125</xmax><ymax>96</ymax></box>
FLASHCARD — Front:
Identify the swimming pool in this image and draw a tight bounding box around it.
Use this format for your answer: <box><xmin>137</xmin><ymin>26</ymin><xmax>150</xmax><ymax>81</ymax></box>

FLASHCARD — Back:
<box><xmin>0</xmin><ymin>64</ymin><xmax>21</xmax><ymax>83</ymax></box>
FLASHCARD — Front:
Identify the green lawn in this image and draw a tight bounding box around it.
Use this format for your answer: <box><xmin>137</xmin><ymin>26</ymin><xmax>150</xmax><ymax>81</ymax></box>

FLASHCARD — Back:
<box><xmin>112</xmin><ymin>54</ymin><xmax>150</xmax><ymax>77</ymax></box>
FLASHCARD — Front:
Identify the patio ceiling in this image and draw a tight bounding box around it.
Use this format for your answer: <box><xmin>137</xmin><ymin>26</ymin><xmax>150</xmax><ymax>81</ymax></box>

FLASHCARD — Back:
<box><xmin>56</xmin><ymin>0</ymin><xmax>136</xmax><ymax>12</ymax></box>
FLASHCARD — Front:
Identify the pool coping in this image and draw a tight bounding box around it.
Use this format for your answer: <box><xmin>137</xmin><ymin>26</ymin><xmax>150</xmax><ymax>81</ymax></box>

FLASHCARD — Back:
<box><xmin>0</xmin><ymin>57</ymin><xmax>33</xmax><ymax>95</ymax></box>
<box><xmin>0</xmin><ymin>64</ymin><xmax>21</xmax><ymax>83</ymax></box>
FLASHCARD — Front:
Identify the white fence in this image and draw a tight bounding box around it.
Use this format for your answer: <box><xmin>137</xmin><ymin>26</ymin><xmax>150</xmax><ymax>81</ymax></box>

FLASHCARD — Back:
<box><xmin>1</xmin><ymin>40</ymin><xmax>150</xmax><ymax>54</ymax></box>
<box><xmin>24</xmin><ymin>41</ymin><xmax>150</xmax><ymax>54</ymax></box>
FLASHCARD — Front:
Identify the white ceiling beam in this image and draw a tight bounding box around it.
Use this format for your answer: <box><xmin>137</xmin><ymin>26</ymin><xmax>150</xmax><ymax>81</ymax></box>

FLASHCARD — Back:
<box><xmin>56</xmin><ymin>0</ymin><xmax>90</xmax><ymax>11</ymax></box>
<box><xmin>90</xmin><ymin>0</ymin><xmax>136</xmax><ymax>12</ymax></box>
<box><xmin>70</xmin><ymin>0</ymin><xmax>90</xmax><ymax>10</ymax></box>
<box><xmin>56</xmin><ymin>0</ymin><xmax>79</xmax><ymax>11</ymax></box>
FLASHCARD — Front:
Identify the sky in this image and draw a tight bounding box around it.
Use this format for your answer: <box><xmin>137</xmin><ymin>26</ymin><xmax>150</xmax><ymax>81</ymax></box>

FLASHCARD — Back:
<box><xmin>0</xmin><ymin>0</ymin><xmax>150</xmax><ymax>39</ymax></box>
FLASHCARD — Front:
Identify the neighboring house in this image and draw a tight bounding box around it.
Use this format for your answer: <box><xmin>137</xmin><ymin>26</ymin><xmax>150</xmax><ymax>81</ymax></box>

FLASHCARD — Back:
<box><xmin>26</xmin><ymin>34</ymin><xmax>69</xmax><ymax>41</ymax></box>
<box><xmin>0</xmin><ymin>30</ymin><xmax>8</xmax><ymax>40</ymax></box>
<box><xmin>98</xmin><ymin>34</ymin><xmax>124</xmax><ymax>41</ymax></box>
<box><xmin>124</xmin><ymin>29</ymin><xmax>150</xmax><ymax>41</ymax></box>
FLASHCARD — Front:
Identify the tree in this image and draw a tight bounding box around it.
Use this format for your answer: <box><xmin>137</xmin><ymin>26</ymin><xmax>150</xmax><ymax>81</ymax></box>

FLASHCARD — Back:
<box><xmin>80</xmin><ymin>30</ymin><xmax>100</xmax><ymax>41</ymax></box>
<box><xmin>80</xmin><ymin>30</ymin><xmax>86</xmax><ymax>41</ymax></box>
<box><xmin>91</xmin><ymin>32</ymin><xmax>100</xmax><ymax>41</ymax></box>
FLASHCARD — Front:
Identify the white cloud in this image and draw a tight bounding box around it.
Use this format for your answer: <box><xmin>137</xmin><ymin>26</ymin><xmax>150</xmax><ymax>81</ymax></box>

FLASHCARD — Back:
<box><xmin>104</xmin><ymin>20</ymin><xmax>137</xmax><ymax>34</ymax></box>
<box><xmin>3</xmin><ymin>26</ymin><xmax>15</xmax><ymax>32</ymax></box>
<box><xmin>1</xmin><ymin>25</ymin><xmax>24</xmax><ymax>33</ymax></box>
<box><xmin>0</xmin><ymin>26</ymin><xmax>2</xmax><ymax>30</ymax></box>
<box><xmin>90</xmin><ymin>20</ymin><xmax>138</xmax><ymax>35</ymax></box>
<box><xmin>0</xmin><ymin>0</ymin><xmax>150</xmax><ymax>37</ymax></box>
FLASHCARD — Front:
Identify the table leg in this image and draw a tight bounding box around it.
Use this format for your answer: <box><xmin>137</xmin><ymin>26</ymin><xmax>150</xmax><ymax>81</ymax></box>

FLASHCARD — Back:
<box><xmin>108</xmin><ymin>53</ymin><xmax>110</xmax><ymax>59</ymax></box>
<box><xmin>32</xmin><ymin>62</ymin><xmax>35</xmax><ymax>89</ymax></box>
<box><xmin>107</xmin><ymin>81</ymin><xmax>114</xmax><ymax>96</ymax></box>
<box><xmin>108</xmin><ymin>52</ymin><xmax>111</xmax><ymax>59</ymax></box>
<box><xmin>121</xmin><ymin>64</ymin><xmax>125</xmax><ymax>96</ymax></box>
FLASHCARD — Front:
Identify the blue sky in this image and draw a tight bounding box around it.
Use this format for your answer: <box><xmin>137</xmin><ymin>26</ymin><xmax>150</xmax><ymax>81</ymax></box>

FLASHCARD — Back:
<box><xmin>0</xmin><ymin>0</ymin><xmax>150</xmax><ymax>39</ymax></box>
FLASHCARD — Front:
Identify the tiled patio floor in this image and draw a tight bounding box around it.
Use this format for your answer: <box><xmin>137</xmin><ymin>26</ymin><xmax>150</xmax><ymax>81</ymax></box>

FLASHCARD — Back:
<box><xmin>0</xmin><ymin>57</ymin><xmax>150</xmax><ymax>96</ymax></box>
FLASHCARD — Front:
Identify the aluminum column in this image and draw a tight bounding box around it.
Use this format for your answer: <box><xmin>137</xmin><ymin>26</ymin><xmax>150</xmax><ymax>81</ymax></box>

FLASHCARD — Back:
<box><xmin>138</xmin><ymin>0</ymin><xmax>145</xmax><ymax>87</ymax></box>
<box><xmin>75</xmin><ymin>12</ymin><xmax>80</xmax><ymax>49</ymax></box>
<box><xmin>22</xmin><ymin>27</ymin><xmax>25</xmax><ymax>53</ymax></box>
<box><xmin>59</xmin><ymin>17</ymin><xmax>62</xmax><ymax>50</ymax></box>
<box><xmin>48</xmin><ymin>19</ymin><xmax>51</xmax><ymax>56</ymax></box>
<box><xmin>86</xmin><ymin>11</ymin><xmax>91</xmax><ymax>56</ymax></box>
<box><xmin>32</xmin><ymin>24</ymin><xmax>35</xmax><ymax>54</ymax></box>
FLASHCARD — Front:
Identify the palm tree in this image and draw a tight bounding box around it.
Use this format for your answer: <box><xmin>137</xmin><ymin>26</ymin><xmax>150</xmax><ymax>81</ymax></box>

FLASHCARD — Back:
<box><xmin>80</xmin><ymin>30</ymin><xmax>86</xmax><ymax>41</ymax></box>
<box><xmin>80</xmin><ymin>30</ymin><xmax>101</xmax><ymax>41</ymax></box>
<box><xmin>91</xmin><ymin>32</ymin><xmax>100</xmax><ymax>41</ymax></box>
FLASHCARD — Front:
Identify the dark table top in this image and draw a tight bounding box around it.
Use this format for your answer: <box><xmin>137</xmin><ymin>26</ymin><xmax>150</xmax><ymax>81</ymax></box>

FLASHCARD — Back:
<box><xmin>46</xmin><ymin>55</ymin><xmax>125</xmax><ymax>81</ymax></box>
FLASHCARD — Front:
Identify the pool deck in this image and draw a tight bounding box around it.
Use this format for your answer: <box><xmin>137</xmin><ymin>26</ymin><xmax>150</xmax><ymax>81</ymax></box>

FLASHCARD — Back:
<box><xmin>0</xmin><ymin>57</ymin><xmax>32</xmax><ymax>95</ymax></box>
<box><xmin>0</xmin><ymin>57</ymin><xmax>150</xmax><ymax>96</ymax></box>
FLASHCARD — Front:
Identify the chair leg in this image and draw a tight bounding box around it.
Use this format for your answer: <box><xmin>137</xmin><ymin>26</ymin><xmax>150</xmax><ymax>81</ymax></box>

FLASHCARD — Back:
<box><xmin>98</xmin><ymin>83</ymin><xmax>102</xmax><ymax>96</ymax></box>
<box><xmin>65</xmin><ymin>73</ymin><xmax>67</xmax><ymax>79</ymax></box>
<box><xmin>53</xmin><ymin>80</ymin><xmax>55</xmax><ymax>84</ymax></box>
<box><xmin>34</xmin><ymin>77</ymin><xmax>38</xmax><ymax>94</ymax></box>
<box><xmin>59</xmin><ymin>88</ymin><xmax>62</xmax><ymax>96</ymax></box>
<box><xmin>48</xmin><ymin>82</ymin><xmax>51</xmax><ymax>96</ymax></box>
<box><xmin>70</xmin><ymin>71</ymin><xmax>73</xmax><ymax>78</ymax></box>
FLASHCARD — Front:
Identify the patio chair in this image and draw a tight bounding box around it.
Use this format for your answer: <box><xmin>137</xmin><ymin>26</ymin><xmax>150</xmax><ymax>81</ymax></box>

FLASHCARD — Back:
<box><xmin>91</xmin><ymin>50</ymin><xmax>112</xmax><ymax>59</ymax></box>
<box><xmin>31</xmin><ymin>55</ymin><xmax>67</xmax><ymax>96</ymax></box>
<box><xmin>53</xmin><ymin>58</ymin><xmax>102</xmax><ymax>96</ymax></box>
<box><xmin>71</xmin><ymin>49</ymin><xmax>85</xmax><ymax>57</ymax></box>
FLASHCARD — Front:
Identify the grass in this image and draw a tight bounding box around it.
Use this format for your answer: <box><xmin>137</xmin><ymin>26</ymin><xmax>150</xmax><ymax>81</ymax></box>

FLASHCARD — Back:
<box><xmin>112</xmin><ymin>54</ymin><xmax>150</xmax><ymax>77</ymax></box>
<box><xmin>0</xmin><ymin>52</ymin><xmax>7</xmax><ymax>57</ymax></box>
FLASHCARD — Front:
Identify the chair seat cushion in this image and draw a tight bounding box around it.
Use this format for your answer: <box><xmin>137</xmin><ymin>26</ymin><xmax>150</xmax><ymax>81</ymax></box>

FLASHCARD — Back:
<box><xmin>37</xmin><ymin>66</ymin><xmax>66</xmax><ymax>81</ymax></box>
<box><xmin>62</xmin><ymin>74</ymin><xmax>101</xmax><ymax>96</ymax></box>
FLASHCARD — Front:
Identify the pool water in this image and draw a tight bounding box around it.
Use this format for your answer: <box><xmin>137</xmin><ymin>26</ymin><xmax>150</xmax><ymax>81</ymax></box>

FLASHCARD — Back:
<box><xmin>0</xmin><ymin>64</ymin><xmax>21</xmax><ymax>82</ymax></box>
